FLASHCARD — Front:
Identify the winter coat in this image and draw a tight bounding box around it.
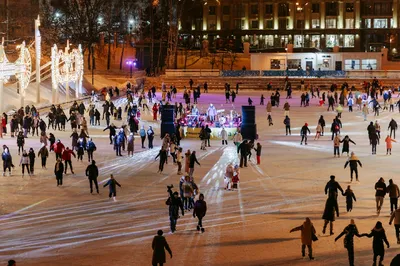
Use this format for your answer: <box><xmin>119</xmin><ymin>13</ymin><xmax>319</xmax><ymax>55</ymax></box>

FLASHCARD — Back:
<box><xmin>62</xmin><ymin>149</ymin><xmax>76</xmax><ymax>161</ymax></box>
<box><xmin>390</xmin><ymin>209</ymin><xmax>400</xmax><ymax>225</ymax></box>
<box><xmin>389</xmin><ymin>119</ymin><xmax>398</xmax><ymax>130</ymax></box>
<box><xmin>300</xmin><ymin>125</ymin><xmax>310</xmax><ymax>136</ymax></box>
<box><xmin>333</xmin><ymin>136</ymin><xmax>341</xmax><ymax>147</ymax></box>
<box><xmin>322</xmin><ymin>196</ymin><xmax>339</xmax><ymax>221</ymax></box>
<box><xmin>344</xmin><ymin>155</ymin><xmax>362</xmax><ymax>169</ymax></box>
<box><xmin>387</xmin><ymin>183</ymin><xmax>400</xmax><ymax>198</ymax></box>
<box><xmin>182</xmin><ymin>181</ymin><xmax>194</xmax><ymax>198</ymax></box>
<box><xmin>340</xmin><ymin>138</ymin><xmax>356</xmax><ymax>153</ymax></box>
<box><xmin>335</xmin><ymin>224</ymin><xmax>361</xmax><ymax>249</ymax></box>
<box><xmin>220</xmin><ymin>129</ymin><xmax>228</xmax><ymax>140</ymax></box>
<box><xmin>70</xmin><ymin>132</ymin><xmax>79</xmax><ymax>148</ymax></box>
<box><xmin>233</xmin><ymin>133</ymin><xmax>242</xmax><ymax>143</ymax></box>
<box><xmin>238</xmin><ymin>141</ymin><xmax>250</xmax><ymax>155</ymax></box>
<box><xmin>291</xmin><ymin>220</ymin><xmax>316</xmax><ymax>245</ymax></box>
<box><xmin>375</xmin><ymin>180</ymin><xmax>387</xmax><ymax>197</ymax></box>
<box><xmin>189</xmin><ymin>153</ymin><xmax>200</xmax><ymax>168</ymax></box>
<box><xmin>17</xmin><ymin>134</ymin><xmax>24</xmax><ymax>146</ymax></box>
<box><xmin>193</xmin><ymin>199</ymin><xmax>207</xmax><ymax>218</ymax></box>
<box><xmin>325</xmin><ymin>180</ymin><xmax>344</xmax><ymax>195</ymax></box>
<box><xmin>103</xmin><ymin>179</ymin><xmax>121</xmax><ymax>193</ymax></box>
<box><xmin>343</xmin><ymin>189</ymin><xmax>356</xmax><ymax>203</ymax></box>
<box><xmin>152</xmin><ymin>235</ymin><xmax>172</xmax><ymax>265</ymax></box>
<box><xmin>364</xmin><ymin>227</ymin><xmax>389</xmax><ymax>256</ymax></box>
<box><xmin>283</xmin><ymin>117</ymin><xmax>290</xmax><ymax>126</ymax></box>
<box><xmin>19</xmin><ymin>154</ymin><xmax>30</xmax><ymax>165</ymax></box>
<box><xmin>54</xmin><ymin>161</ymin><xmax>64</xmax><ymax>175</ymax></box>
<box><xmin>127</xmin><ymin>135</ymin><xmax>134</xmax><ymax>152</ymax></box>
<box><xmin>38</xmin><ymin>147</ymin><xmax>49</xmax><ymax>158</ymax></box>
<box><xmin>53</xmin><ymin>142</ymin><xmax>65</xmax><ymax>154</ymax></box>
<box><xmin>385</xmin><ymin>136</ymin><xmax>396</xmax><ymax>149</ymax></box>
<box><xmin>85</xmin><ymin>164</ymin><xmax>99</xmax><ymax>180</ymax></box>
<box><xmin>370</xmin><ymin>133</ymin><xmax>379</xmax><ymax>145</ymax></box>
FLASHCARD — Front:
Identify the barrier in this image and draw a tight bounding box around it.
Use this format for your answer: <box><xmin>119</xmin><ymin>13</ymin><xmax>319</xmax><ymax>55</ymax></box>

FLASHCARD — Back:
<box><xmin>183</xmin><ymin>127</ymin><xmax>237</xmax><ymax>139</ymax></box>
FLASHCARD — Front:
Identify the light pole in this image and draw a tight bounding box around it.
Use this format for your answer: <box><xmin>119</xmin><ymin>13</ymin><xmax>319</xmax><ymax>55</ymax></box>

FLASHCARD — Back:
<box><xmin>126</xmin><ymin>59</ymin><xmax>137</xmax><ymax>78</ymax></box>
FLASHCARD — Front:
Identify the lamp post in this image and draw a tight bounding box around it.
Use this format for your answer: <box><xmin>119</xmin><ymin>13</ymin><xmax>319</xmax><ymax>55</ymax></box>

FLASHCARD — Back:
<box><xmin>126</xmin><ymin>59</ymin><xmax>137</xmax><ymax>78</ymax></box>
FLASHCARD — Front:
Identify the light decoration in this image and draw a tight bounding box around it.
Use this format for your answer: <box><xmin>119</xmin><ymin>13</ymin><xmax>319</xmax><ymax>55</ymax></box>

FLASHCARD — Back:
<box><xmin>51</xmin><ymin>40</ymin><xmax>84</xmax><ymax>103</ymax></box>
<box><xmin>0</xmin><ymin>38</ymin><xmax>32</xmax><ymax>112</ymax></box>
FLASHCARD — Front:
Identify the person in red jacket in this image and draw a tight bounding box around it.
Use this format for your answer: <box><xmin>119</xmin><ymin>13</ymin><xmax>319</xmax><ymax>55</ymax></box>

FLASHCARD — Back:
<box><xmin>53</xmin><ymin>139</ymin><xmax>65</xmax><ymax>160</ymax></box>
<box><xmin>193</xmin><ymin>193</ymin><xmax>207</xmax><ymax>233</ymax></box>
<box><xmin>152</xmin><ymin>104</ymin><xmax>158</xmax><ymax>121</ymax></box>
<box><xmin>62</xmin><ymin>147</ymin><xmax>76</xmax><ymax>174</ymax></box>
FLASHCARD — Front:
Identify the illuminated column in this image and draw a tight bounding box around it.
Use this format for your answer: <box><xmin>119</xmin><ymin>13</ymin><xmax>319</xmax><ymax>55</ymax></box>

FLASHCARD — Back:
<box><xmin>305</xmin><ymin>3</ymin><xmax>310</xmax><ymax>29</ymax></box>
<box><xmin>273</xmin><ymin>3</ymin><xmax>278</xmax><ymax>29</ymax></box>
<box><xmin>320</xmin><ymin>2</ymin><xmax>326</xmax><ymax>29</ymax></box>
<box><xmin>203</xmin><ymin>5</ymin><xmax>208</xmax><ymax>30</ymax></box>
<box><xmin>259</xmin><ymin>1</ymin><xmax>264</xmax><ymax>29</ymax></box>
<box><xmin>51</xmin><ymin>45</ymin><xmax>58</xmax><ymax>104</ymax></box>
<box><xmin>244</xmin><ymin>4</ymin><xmax>249</xmax><ymax>29</ymax></box>
<box><xmin>289</xmin><ymin>3</ymin><xmax>294</xmax><ymax>29</ymax></box>
<box><xmin>355</xmin><ymin>0</ymin><xmax>360</xmax><ymax>28</ymax></box>
<box><xmin>34</xmin><ymin>16</ymin><xmax>41</xmax><ymax>104</ymax></box>
<box><xmin>217</xmin><ymin>5</ymin><xmax>221</xmax><ymax>30</ymax></box>
<box><xmin>65</xmin><ymin>41</ymin><xmax>70</xmax><ymax>102</ymax></box>
<box><xmin>338</xmin><ymin>1</ymin><xmax>343</xmax><ymax>29</ymax></box>
<box><xmin>393</xmin><ymin>0</ymin><xmax>398</xmax><ymax>28</ymax></box>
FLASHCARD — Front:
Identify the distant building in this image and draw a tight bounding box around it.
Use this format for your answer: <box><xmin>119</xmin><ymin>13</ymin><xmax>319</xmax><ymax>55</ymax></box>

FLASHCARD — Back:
<box><xmin>180</xmin><ymin>0</ymin><xmax>400</xmax><ymax>57</ymax></box>
<box><xmin>0</xmin><ymin>0</ymin><xmax>40</xmax><ymax>43</ymax></box>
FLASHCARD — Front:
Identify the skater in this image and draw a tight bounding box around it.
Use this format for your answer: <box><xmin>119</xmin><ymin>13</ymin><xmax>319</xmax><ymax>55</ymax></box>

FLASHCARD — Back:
<box><xmin>325</xmin><ymin>175</ymin><xmax>344</xmax><ymax>199</ymax></box>
<box><xmin>19</xmin><ymin>150</ymin><xmax>30</xmax><ymax>177</ymax></box>
<box><xmin>322</xmin><ymin>194</ymin><xmax>339</xmax><ymax>235</ymax></box>
<box><xmin>368</xmin><ymin>121</ymin><xmax>376</xmax><ymax>144</ymax></box>
<box><xmin>176</xmin><ymin>147</ymin><xmax>183</xmax><ymax>175</ymax></box>
<box><xmin>238</xmin><ymin>140</ymin><xmax>249</xmax><ymax>167</ymax></box>
<box><xmin>375</xmin><ymin>120</ymin><xmax>381</xmax><ymax>139</ymax></box>
<box><xmin>62</xmin><ymin>147</ymin><xmax>76</xmax><ymax>174</ymax></box>
<box><xmin>314</xmin><ymin>123</ymin><xmax>322</xmax><ymax>140</ymax></box>
<box><xmin>54</xmin><ymin>158</ymin><xmax>64</xmax><ymax>186</ymax></box>
<box><xmin>232</xmin><ymin>165</ymin><xmax>240</xmax><ymax>190</ymax></box>
<box><xmin>344</xmin><ymin>186</ymin><xmax>357</xmax><ymax>212</ymax></box>
<box><xmin>375</xmin><ymin>177</ymin><xmax>387</xmax><ymax>215</ymax></box>
<box><xmin>155</xmin><ymin>147</ymin><xmax>168</xmax><ymax>173</ymax></box>
<box><xmin>224</xmin><ymin>163</ymin><xmax>234</xmax><ymax>190</ymax></box>
<box><xmin>103</xmin><ymin>174</ymin><xmax>121</xmax><ymax>201</ymax></box>
<box><xmin>267</xmin><ymin>114</ymin><xmax>273</xmax><ymax>126</ymax></box>
<box><xmin>38</xmin><ymin>144</ymin><xmax>48</xmax><ymax>169</ymax></box>
<box><xmin>334</xmin><ymin>219</ymin><xmax>362</xmax><ymax>266</ymax></box>
<box><xmin>344</xmin><ymin>152</ymin><xmax>362</xmax><ymax>182</ymax></box>
<box><xmin>103</xmin><ymin>124</ymin><xmax>117</xmax><ymax>145</ymax></box>
<box><xmin>388</xmin><ymin>118</ymin><xmax>398</xmax><ymax>139</ymax></box>
<box><xmin>289</xmin><ymin>217</ymin><xmax>316</xmax><ymax>260</ymax></box>
<box><xmin>371</xmin><ymin>131</ymin><xmax>380</xmax><ymax>155</ymax></box>
<box><xmin>389</xmin><ymin>207</ymin><xmax>400</xmax><ymax>244</ymax></box>
<box><xmin>16</xmin><ymin>131</ymin><xmax>24</xmax><ymax>155</ymax></box>
<box><xmin>300</xmin><ymin>123</ymin><xmax>311</xmax><ymax>145</ymax></box>
<box><xmin>28</xmin><ymin>148</ymin><xmax>35</xmax><ymax>175</ymax></box>
<box><xmin>86</xmin><ymin>138</ymin><xmax>96</xmax><ymax>162</ymax></box>
<box><xmin>387</xmin><ymin>179</ymin><xmax>400</xmax><ymax>214</ymax></box>
<box><xmin>182</xmin><ymin>175</ymin><xmax>194</xmax><ymax>210</ymax></box>
<box><xmin>254</xmin><ymin>142</ymin><xmax>262</xmax><ymax>165</ymax></box>
<box><xmin>193</xmin><ymin>193</ymin><xmax>207</xmax><ymax>233</ymax></box>
<box><xmin>340</xmin><ymin>135</ymin><xmax>356</xmax><ymax>156</ymax></box>
<box><xmin>284</xmin><ymin>116</ymin><xmax>291</xmax><ymax>135</ymax></box>
<box><xmin>166</xmin><ymin>185</ymin><xmax>184</xmax><ymax>233</ymax></box>
<box><xmin>127</xmin><ymin>132</ymin><xmax>134</xmax><ymax>156</ymax></box>
<box><xmin>283</xmin><ymin>101</ymin><xmax>290</xmax><ymax>117</ymax></box>
<box><xmin>361</xmin><ymin>221</ymin><xmax>390</xmax><ymax>266</ymax></box>
<box><xmin>385</xmin><ymin>135</ymin><xmax>396</xmax><ymax>155</ymax></box>
<box><xmin>334</xmin><ymin>135</ymin><xmax>341</xmax><ymax>158</ymax></box>
<box><xmin>139</xmin><ymin>126</ymin><xmax>146</xmax><ymax>148</ymax></box>
<box><xmin>53</xmin><ymin>139</ymin><xmax>65</xmax><ymax>160</ymax></box>
<box><xmin>152</xmin><ymin>230</ymin><xmax>172</xmax><ymax>266</ymax></box>
<box><xmin>220</xmin><ymin>127</ymin><xmax>228</xmax><ymax>145</ymax></box>
<box><xmin>85</xmin><ymin>160</ymin><xmax>99</xmax><ymax>194</ymax></box>
<box><xmin>147</xmin><ymin>126</ymin><xmax>155</xmax><ymax>149</ymax></box>
<box><xmin>362</xmin><ymin>103</ymin><xmax>369</xmax><ymax>121</ymax></box>
<box><xmin>188</xmin><ymin>151</ymin><xmax>200</xmax><ymax>177</ymax></box>
<box><xmin>331</xmin><ymin>119</ymin><xmax>340</xmax><ymax>140</ymax></box>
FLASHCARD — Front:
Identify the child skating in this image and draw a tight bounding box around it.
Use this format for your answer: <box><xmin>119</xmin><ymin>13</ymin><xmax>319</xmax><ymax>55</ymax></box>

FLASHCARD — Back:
<box><xmin>343</xmin><ymin>185</ymin><xmax>357</xmax><ymax>212</ymax></box>
<box><xmin>103</xmin><ymin>174</ymin><xmax>122</xmax><ymax>201</ymax></box>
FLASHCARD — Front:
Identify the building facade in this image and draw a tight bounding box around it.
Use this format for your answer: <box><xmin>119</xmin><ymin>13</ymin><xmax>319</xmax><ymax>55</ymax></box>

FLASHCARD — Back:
<box><xmin>181</xmin><ymin>0</ymin><xmax>399</xmax><ymax>56</ymax></box>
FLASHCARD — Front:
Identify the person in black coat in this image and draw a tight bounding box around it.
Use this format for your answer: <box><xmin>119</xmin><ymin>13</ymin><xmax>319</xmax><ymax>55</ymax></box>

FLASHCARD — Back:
<box><xmin>300</xmin><ymin>123</ymin><xmax>311</xmax><ymax>145</ymax></box>
<box><xmin>189</xmin><ymin>151</ymin><xmax>200</xmax><ymax>177</ymax></box>
<box><xmin>322</xmin><ymin>194</ymin><xmax>339</xmax><ymax>235</ymax></box>
<box><xmin>318</xmin><ymin>115</ymin><xmax>326</xmax><ymax>136</ymax></box>
<box><xmin>361</xmin><ymin>221</ymin><xmax>390</xmax><ymax>266</ymax></box>
<box><xmin>166</xmin><ymin>185</ymin><xmax>184</xmax><ymax>233</ymax></box>
<box><xmin>343</xmin><ymin>186</ymin><xmax>357</xmax><ymax>212</ymax></box>
<box><xmin>238</xmin><ymin>140</ymin><xmax>249</xmax><ymax>168</ymax></box>
<box><xmin>368</xmin><ymin>121</ymin><xmax>376</xmax><ymax>144</ymax></box>
<box><xmin>325</xmin><ymin>175</ymin><xmax>344</xmax><ymax>199</ymax></box>
<box><xmin>284</xmin><ymin>116</ymin><xmax>291</xmax><ymax>135</ymax></box>
<box><xmin>155</xmin><ymin>147</ymin><xmax>168</xmax><ymax>173</ymax></box>
<box><xmin>103</xmin><ymin>124</ymin><xmax>117</xmax><ymax>145</ymax></box>
<box><xmin>54</xmin><ymin>159</ymin><xmax>64</xmax><ymax>186</ymax></box>
<box><xmin>152</xmin><ymin>230</ymin><xmax>172</xmax><ymax>266</ymax></box>
<box><xmin>85</xmin><ymin>160</ymin><xmax>99</xmax><ymax>194</ymax></box>
<box><xmin>193</xmin><ymin>193</ymin><xmax>207</xmax><ymax>232</ymax></box>
<box><xmin>344</xmin><ymin>152</ymin><xmax>362</xmax><ymax>182</ymax></box>
<box><xmin>388</xmin><ymin>118</ymin><xmax>398</xmax><ymax>139</ymax></box>
<box><xmin>375</xmin><ymin>177</ymin><xmax>387</xmax><ymax>215</ymax></box>
<box><xmin>335</xmin><ymin>219</ymin><xmax>362</xmax><ymax>266</ymax></box>
<box><xmin>371</xmin><ymin>132</ymin><xmax>380</xmax><ymax>155</ymax></box>
<box><xmin>340</xmin><ymin>135</ymin><xmax>356</xmax><ymax>156</ymax></box>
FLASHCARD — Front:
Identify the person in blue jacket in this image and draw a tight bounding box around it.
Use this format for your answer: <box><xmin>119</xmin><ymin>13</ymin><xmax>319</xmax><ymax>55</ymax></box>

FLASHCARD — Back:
<box><xmin>103</xmin><ymin>174</ymin><xmax>121</xmax><ymax>201</ymax></box>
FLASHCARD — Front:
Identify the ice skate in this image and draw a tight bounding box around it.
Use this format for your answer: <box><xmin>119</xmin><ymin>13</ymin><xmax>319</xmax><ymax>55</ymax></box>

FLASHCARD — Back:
<box><xmin>197</xmin><ymin>225</ymin><xmax>200</xmax><ymax>231</ymax></box>
<box><xmin>201</xmin><ymin>227</ymin><xmax>205</xmax><ymax>233</ymax></box>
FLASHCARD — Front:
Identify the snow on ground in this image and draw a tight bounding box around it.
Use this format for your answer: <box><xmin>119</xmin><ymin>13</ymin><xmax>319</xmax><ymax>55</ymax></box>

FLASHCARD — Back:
<box><xmin>0</xmin><ymin>89</ymin><xmax>400</xmax><ymax>265</ymax></box>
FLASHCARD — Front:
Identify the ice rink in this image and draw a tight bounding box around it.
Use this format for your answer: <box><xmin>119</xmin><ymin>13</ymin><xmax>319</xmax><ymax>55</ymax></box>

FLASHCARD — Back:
<box><xmin>1</xmin><ymin>89</ymin><xmax>400</xmax><ymax>266</ymax></box>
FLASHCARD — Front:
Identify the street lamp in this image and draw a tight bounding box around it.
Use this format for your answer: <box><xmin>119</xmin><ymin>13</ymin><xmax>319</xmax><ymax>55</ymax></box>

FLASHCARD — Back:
<box><xmin>129</xmin><ymin>20</ymin><xmax>134</xmax><ymax>33</ymax></box>
<box><xmin>126</xmin><ymin>59</ymin><xmax>137</xmax><ymax>78</ymax></box>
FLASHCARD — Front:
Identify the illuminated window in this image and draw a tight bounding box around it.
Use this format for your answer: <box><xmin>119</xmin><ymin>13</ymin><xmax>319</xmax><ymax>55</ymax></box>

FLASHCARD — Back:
<box><xmin>312</xmin><ymin>19</ymin><xmax>320</xmax><ymax>28</ymax></box>
<box><xmin>345</xmin><ymin>19</ymin><xmax>354</xmax><ymax>29</ymax></box>
<box><xmin>326</xmin><ymin>34</ymin><xmax>339</xmax><ymax>47</ymax></box>
<box><xmin>374</xmin><ymin>19</ymin><xmax>388</xmax><ymax>28</ymax></box>
<box><xmin>311</xmin><ymin>35</ymin><xmax>320</xmax><ymax>48</ymax></box>
<box><xmin>326</xmin><ymin>19</ymin><xmax>336</xmax><ymax>29</ymax></box>
<box><xmin>344</xmin><ymin>35</ymin><xmax>355</xmax><ymax>47</ymax></box>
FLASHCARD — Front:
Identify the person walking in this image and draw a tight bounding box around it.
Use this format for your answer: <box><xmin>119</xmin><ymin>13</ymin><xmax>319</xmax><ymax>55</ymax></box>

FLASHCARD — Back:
<box><xmin>85</xmin><ymin>160</ymin><xmax>99</xmax><ymax>194</ymax></box>
<box><xmin>322</xmin><ymin>194</ymin><xmax>339</xmax><ymax>235</ymax></box>
<box><xmin>318</xmin><ymin>115</ymin><xmax>326</xmax><ymax>136</ymax></box>
<box><xmin>152</xmin><ymin>230</ymin><xmax>172</xmax><ymax>266</ymax></box>
<box><xmin>289</xmin><ymin>217</ymin><xmax>316</xmax><ymax>260</ymax></box>
<box><xmin>344</xmin><ymin>186</ymin><xmax>357</xmax><ymax>212</ymax></box>
<box><xmin>385</xmin><ymin>135</ymin><xmax>396</xmax><ymax>155</ymax></box>
<box><xmin>389</xmin><ymin>207</ymin><xmax>400</xmax><ymax>244</ymax></box>
<box><xmin>361</xmin><ymin>221</ymin><xmax>390</xmax><ymax>266</ymax></box>
<box><xmin>344</xmin><ymin>152</ymin><xmax>362</xmax><ymax>182</ymax></box>
<box><xmin>388</xmin><ymin>118</ymin><xmax>398</xmax><ymax>139</ymax></box>
<box><xmin>54</xmin><ymin>158</ymin><xmax>64</xmax><ymax>186</ymax></box>
<box><xmin>193</xmin><ymin>193</ymin><xmax>207</xmax><ymax>233</ymax></box>
<box><xmin>283</xmin><ymin>116</ymin><xmax>291</xmax><ymax>135</ymax></box>
<box><xmin>139</xmin><ymin>126</ymin><xmax>146</xmax><ymax>148</ymax></box>
<box><xmin>220</xmin><ymin>127</ymin><xmax>228</xmax><ymax>145</ymax></box>
<box><xmin>182</xmin><ymin>175</ymin><xmax>194</xmax><ymax>211</ymax></box>
<box><xmin>334</xmin><ymin>219</ymin><xmax>362</xmax><ymax>266</ymax></box>
<box><xmin>189</xmin><ymin>151</ymin><xmax>200</xmax><ymax>177</ymax></box>
<box><xmin>62</xmin><ymin>147</ymin><xmax>76</xmax><ymax>175</ymax></box>
<box><xmin>375</xmin><ymin>177</ymin><xmax>387</xmax><ymax>215</ymax></box>
<box><xmin>19</xmin><ymin>150</ymin><xmax>30</xmax><ymax>177</ymax></box>
<box><xmin>28</xmin><ymin>148</ymin><xmax>35</xmax><ymax>175</ymax></box>
<box><xmin>300</xmin><ymin>123</ymin><xmax>311</xmax><ymax>145</ymax></box>
<box><xmin>103</xmin><ymin>174</ymin><xmax>121</xmax><ymax>201</ymax></box>
<box><xmin>86</xmin><ymin>138</ymin><xmax>96</xmax><ymax>162</ymax></box>
<box><xmin>166</xmin><ymin>185</ymin><xmax>184</xmax><ymax>233</ymax></box>
<box><xmin>127</xmin><ymin>133</ymin><xmax>134</xmax><ymax>157</ymax></box>
<box><xmin>38</xmin><ymin>144</ymin><xmax>49</xmax><ymax>169</ymax></box>
<box><xmin>387</xmin><ymin>179</ymin><xmax>400</xmax><ymax>214</ymax></box>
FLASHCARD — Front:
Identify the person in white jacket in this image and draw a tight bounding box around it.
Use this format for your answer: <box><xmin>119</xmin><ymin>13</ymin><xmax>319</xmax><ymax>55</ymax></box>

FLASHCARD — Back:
<box><xmin>19</xmin><ymin>150</ymin><xmax>31</xmax><ymax>177</ymax></box>
<box><xmin>220</xmin><ymin>127</ymin><xmax>228</xmax><ymax>145</ymax></box>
